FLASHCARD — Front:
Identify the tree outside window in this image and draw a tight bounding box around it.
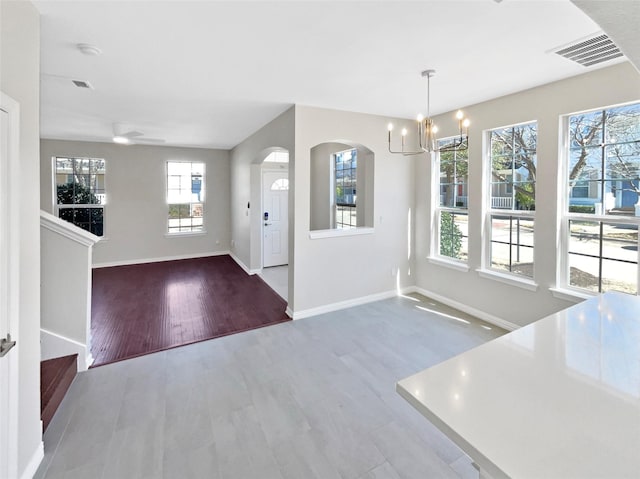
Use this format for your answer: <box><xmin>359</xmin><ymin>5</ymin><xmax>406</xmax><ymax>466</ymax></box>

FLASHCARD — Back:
<box><xmin>488</xmin><ymin>122</ymin><xmax>537</xmax><ymax>278</ymax></box>
<box><xmin>436</xmin><ymin>140</ymin><xmax>468</xmax><ymax>261</ymax></box>
<box><xmin>55</xmin><ymin>157</ymin><xmax>105</xmax><ymax>236</ymax></box>
<box><xmin>565</xmin><ymin>102</ymin><xmax>640</xmax><ymax>294</ymax></box>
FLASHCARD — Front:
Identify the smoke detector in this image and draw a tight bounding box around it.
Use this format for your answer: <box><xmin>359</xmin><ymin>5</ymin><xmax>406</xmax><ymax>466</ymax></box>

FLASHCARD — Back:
<box><xmin>77</xmin><ymin>43</ymin><xmax>102</xmax><ymax>56</ymax></box>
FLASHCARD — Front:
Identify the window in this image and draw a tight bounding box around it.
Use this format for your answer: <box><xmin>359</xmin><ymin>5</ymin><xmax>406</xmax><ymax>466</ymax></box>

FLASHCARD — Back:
<box><xmin>435</xmin><ymin>139</ymin><xmax>469</xmax><ymax>261</ymax></box>
<box><xmin>487</xmin><ymin>122</ymin><xmax>537</xmax><ymax>278</ymax></box>
<box><xmin>54</xmin><ymin>157</ymin><xmax>105</xmax><ymax>236</ymax></box>
<box><xmin>334</xmin><ymin>149</ymin><xmax>357</xmax><ymax>229</ymax></box>
<box><xmin>167</xmin><ymin>161</ymin><xmax>204</xmax><ymax>234</ymax></box>
<box><xmin>264</xmin><ymin>151</ymin><xmax>289</xmax><ymax>163</ymax></box>
<box><xmin>563</xmin><ymin>102</ymin><xmax>640</xmax><ymax>294</ymax></box>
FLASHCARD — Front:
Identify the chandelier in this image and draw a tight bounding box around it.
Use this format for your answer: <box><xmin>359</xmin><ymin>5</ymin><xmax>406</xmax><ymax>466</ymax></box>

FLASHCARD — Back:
<box><xmin>387</xmin><ymin>69</ymin><xmax>470</xmax><ymax>155</ymax></box>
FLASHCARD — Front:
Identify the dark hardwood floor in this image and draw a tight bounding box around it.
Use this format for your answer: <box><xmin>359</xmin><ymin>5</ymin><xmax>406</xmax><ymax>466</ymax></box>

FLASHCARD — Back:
<box><xmin>90</xmin><ymin>255</ymin><xmax>289</xmax><ymax>367</ymax></box>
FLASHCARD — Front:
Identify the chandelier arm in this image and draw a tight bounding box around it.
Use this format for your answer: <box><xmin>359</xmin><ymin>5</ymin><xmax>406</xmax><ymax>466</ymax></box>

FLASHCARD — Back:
<box><xmin>387</xmin><ymin>144</ymin><xmax>425</xmax><ymax>156</ymax></box>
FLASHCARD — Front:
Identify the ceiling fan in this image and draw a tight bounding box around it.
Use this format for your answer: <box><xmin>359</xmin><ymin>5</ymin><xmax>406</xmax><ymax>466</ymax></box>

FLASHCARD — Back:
<box><xmin>112</xmin><ymin>123</ymin><xmax>165</xmax><ymax>145</ymax></box>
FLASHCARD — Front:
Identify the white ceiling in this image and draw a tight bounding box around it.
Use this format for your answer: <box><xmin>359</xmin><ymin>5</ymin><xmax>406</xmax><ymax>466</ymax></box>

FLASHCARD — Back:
<box><xmin>34</xmin><ymin>0</ymin><xmax>626</xmax><ymax>150</ymax></box>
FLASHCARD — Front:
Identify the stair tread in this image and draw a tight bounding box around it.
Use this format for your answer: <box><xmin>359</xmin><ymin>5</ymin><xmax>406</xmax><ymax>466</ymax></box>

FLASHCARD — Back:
<box><xmin>41</xmin><ymin>354</ymin><xmax>78</xmax><ymax>432</ymax></box>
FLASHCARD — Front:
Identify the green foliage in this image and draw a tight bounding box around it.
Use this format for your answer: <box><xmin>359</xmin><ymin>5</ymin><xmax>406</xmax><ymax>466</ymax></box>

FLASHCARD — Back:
<box><xmin>440</xmin><ymin>212</ymin><xmax>462</xmax><ymax>258</ymax></box>
<box><xmin>569</xmin><ymin>205</ymin><xmax>596</xmax><ymax>214</ymax></box>
<box><xmin>168</xmin><ymin>204</ymin><xmax>190</xmax><ymax>219</ymax></box>
<box><xmin>515</xmin><ymin>183</ymin><xmax>535</xmax><ymax>210</ymax></box>
<box><xmin>56</xmin><ymin>182</ymin><xmax>103</xmax><ymax>236</ymax></box>
<box><xmin>57</xmin><ymin>181</ymin><xmax>99</xmax><ymax>205</ymax></box>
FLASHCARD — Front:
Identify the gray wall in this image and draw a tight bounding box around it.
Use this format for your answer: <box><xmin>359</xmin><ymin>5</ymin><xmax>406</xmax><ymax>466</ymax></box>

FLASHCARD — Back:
<box><xmin>229</xmin><ymin>107</ymin><xmax>295</xmax><ymax>274</ymax></box>
<box><xmin>40</xmin><ymin>140</ymin><xmax>231</xmax><ymax>266</ymax></box>
<box><xmin>1</xmin><ymin>0</ymin><xmax>42</xmax><ymax>475</ymax></box>
<box><xmin>415</xmin><ymin>62</ymin><xmax>640</xmax><ymax>327</ymax></box>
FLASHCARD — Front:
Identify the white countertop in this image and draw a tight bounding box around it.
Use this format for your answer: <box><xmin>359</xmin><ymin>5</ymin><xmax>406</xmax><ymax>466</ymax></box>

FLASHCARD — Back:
<box><xmin>397</xmin><ymin>292</ymin><xmax>640</xmax><ymax>479</ymax></box>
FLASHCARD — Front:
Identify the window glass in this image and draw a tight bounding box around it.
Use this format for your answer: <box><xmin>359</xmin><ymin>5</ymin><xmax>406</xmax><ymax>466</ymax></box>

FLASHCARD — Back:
<box><xmin>487</xmin><ymin>122</ymin><xmax>537</xmax><ymax>278</ymax></box>
<box><xmin>167</xmin><ymin>161</ymin><xmax>204</xmax><ymax>233</ymax></box>
<box><xmin>564</xmin><ymin>102</ymin><xmax>640</xmax><ymax>294</ymax></box>
<box><xmin>334</xmin><ymin>149</ymin><xmax>357</xmax><ymax>229</ymax></box>
<box><xmin>435</xmin><ymin>139</ymin><xmax>469</xmax><ymax>262</ymax></box>
<box><xmin>55</xmin><ymin>157</ymin><xmax>105</xmax><ymax>236</ymax></box>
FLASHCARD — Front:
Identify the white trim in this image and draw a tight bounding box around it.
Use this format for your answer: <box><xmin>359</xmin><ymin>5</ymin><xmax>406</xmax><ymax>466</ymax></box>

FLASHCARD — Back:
<box><xmin>309</xmin><ymin>227</ymin><xmax>374</xmax><ymax>239</ymax></box>
<box><xmin>92</xmin><ymin>250</ymin><xmax>229</xmax><ymax>269</ymax></box>
<box><xmin>19</xmin><ymin>441</ymin><xmax>43</xmax><ymax>479</ymax></box>
<box><xmin>407</xmin><ymin>286</ymin><xmax>520</xmax><ymax>331</ymax></box>
<box><xmin>549</xmin><ymin>287</ymin><xmax>593</xmax><ymax>303</ymax></box>
<box><xmin>285</xmin><ymin>307</ymin><xmax>293</xmax><ymax>319</ymax></box>
<box><xmin>164</xmin><ymin>231</ymin><xmax>207</xmax><ymax>238</ymax></box>
<box><xmin>40</xmin><ymin>328</ymin><xmax>93</xmax><ymax>372</ymax></box>
<box><xmin>428</xmin><ymin>256</ymin><xmax>470</xmax><ymax>272</ymax></box>
<box><xmin>40</xmin><ymin>210</ymin><xmax>101</xmax><ymax>247</ymax></box>
<box><xmin>291</xmin><ymin>289</ymin><xmax>397</xmax><ymax>320</ymax></box>
<box><xmin>476</xmin><ymin>268</ymin><xmax>539</xmax><ymax>292</ymax></box>
<box><xmin>1</xmin><ymin>91</ymin><xmax>21</xmax><ymax>479</ymax></box>
<box><xmin>228</xmin><ymin>251</ymin><xmax>261</xmax><ymax>275</ymax></box>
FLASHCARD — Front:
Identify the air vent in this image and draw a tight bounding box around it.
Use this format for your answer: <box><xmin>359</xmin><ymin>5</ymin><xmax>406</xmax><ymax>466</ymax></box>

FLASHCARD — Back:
<box><xmin>71</xmin><ymin>79</ymin><xmax>93</xmax><ymax>89</ymax></box>
<box><xmin>554</xmin><ymin>33</ymin><xmax>624</xmax><ymax>67</ymax></box>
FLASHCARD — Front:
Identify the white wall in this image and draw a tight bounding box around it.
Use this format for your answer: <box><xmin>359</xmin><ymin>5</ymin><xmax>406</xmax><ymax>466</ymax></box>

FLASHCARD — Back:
<box><xmin>415</xmin><ymin>62</ymin><xmax>640</xmax><ymax>327</ymax></box>
<box><xmin>0</xmin><ymin>0</ymin><xmax>43</xmax><ymax>476</ymax></box>
<box><xmin>40</xmin><ymin>140</ymin><xmax>231</xmax><ymax>266</ymax></box>
<box><xmin>229</xmin><ymin>107</ymin><xmax>295</xmax><ymax>275</ymax></box>
<box><xmin>293</xmin><ymin>105</ymin><xmax>416</xmax><ymax>313</ymax></box>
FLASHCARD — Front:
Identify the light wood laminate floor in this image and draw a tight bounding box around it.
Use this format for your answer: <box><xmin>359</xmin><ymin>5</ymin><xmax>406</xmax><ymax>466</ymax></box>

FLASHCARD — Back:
<box><xmin>35</xmin><ymin>293</ymin><xmax>506</xmax><ymax>479</ymax></box>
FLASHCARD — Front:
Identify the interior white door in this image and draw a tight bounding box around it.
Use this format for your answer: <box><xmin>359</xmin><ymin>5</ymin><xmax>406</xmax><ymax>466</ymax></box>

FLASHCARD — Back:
<box><xmin>263</xmin><ymin>170</ymin><xmax>289</xmax><ymax>268</ymax></box>
<box><xmin>0</xmin><ymin>94</ymin><xmax>19</xmax><ymax>479</ymax></box>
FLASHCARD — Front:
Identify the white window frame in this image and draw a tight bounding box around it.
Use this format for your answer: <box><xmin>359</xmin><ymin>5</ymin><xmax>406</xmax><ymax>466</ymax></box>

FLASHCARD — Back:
<box><xmin>52</xmin><ymin>156</ymin><xmax>106</xmax><ymax>237</ymax></box>
<box><xmin>556</xmin><ymin>102</ymin><xmax>640</xmax><ymax>297</ymax></box>
<box><xmin>480</xmin><ymin>121</ymin><xmax>538</xmax><ymax>289</ymax></box>
<box><xmin>166</xmin><ymin>160</ymin><xmax>206</xmax><ymax>235</ymax></box>
<box><xmin>430</xmin><ymin>139</ymin><xmax>469</xmax><ymax>270</ymax></box>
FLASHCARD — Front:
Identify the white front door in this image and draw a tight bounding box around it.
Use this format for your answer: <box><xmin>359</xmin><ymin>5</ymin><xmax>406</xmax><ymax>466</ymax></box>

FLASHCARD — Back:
<box><xmin>0</xmin><ymin>93</ymin><xmax>20</xmax><ymax>479</ymax></box>
<box><xmin>263</xmin><ymin>170</ymin><xmax>289</xmax><ymax>268</ymax></box>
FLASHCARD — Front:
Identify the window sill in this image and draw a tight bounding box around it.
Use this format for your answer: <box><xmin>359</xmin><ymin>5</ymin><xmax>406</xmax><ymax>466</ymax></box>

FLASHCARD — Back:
<box><xmin>165</xmin><ymin>231</ymin><xmax>207</xmax><ymax>238</ymax></box>
<box><xmin>427</xmin><ymin>256</ymin><xmax>470</xmax><ymax>272</ymax></box>
<box><xmin>476</xmin><ymin>268</ymin><xmax>538</xmax><ymax>292</ymax></box>
<box><xmin>309</xmin><ymin>227</ymin><xmax>374</xmax><ymax>239</ymax></box>
<box><xmin>549</xmin><ymin>287</ymin><xmax>594</xmax><ymax>303</ymax></box>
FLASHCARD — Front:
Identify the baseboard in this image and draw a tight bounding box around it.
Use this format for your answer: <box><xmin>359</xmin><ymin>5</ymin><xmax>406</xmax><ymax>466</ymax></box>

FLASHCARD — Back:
<box><xmin>285</xmin><ymin>307</ymin><xmax>293</xmax><ymax>318</ymax></box>
<box><xmin>92</xmin><ymin>250</ymin><xmax>230</xmax><ymax>269</ymax></box>
<box><xmin>40</xmin><ymin>328</ymin><xmax>93</xmax><ymax>371</ymax></box>
<box><xmin>229</xmin><ymin>251</ymin><xmax>261</xmax><ymax>275</ymax></box>
<box><xmin>406</xmin><ymin>286</ymin><xmax>519</xmax><ymax>331</ymax></box>
<box><xmin>20</xmin><ymin>440</ymin><xmax>43</xmax><ymax>479</ymax></box>
<box><xmin>291</xmin><ymin>289</ymin><xmax>398</xmax><ymax>320</ymax></box>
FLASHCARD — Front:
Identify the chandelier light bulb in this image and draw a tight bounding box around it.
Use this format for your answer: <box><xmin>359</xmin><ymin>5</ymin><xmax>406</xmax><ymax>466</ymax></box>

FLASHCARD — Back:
<box><xmin>463</xmin><ymin>118</ymin><xmax>471</xmax><ymax>128</ymax></box>
<box><xmin>401</xmin><ymin>128</ymin><xmax>408</xmax><ymax>137</ymax></box>
<box><xmin>417</xmin><ymin>114</ymin><xmax>424</xmax><ymax>122</ymax></box>
<box><xmin>456</xmin><ymin>110</ymin><xmax>464</xmax><ymax>120</ymax></box>
<box><xmin>387</xmin><ymin>123</ymin><xmax>394</xmax><ymax>131</ymax></box>
<box><xmin>432</xmin><ymin>125</ymin><xmax>439</xmax><ymax>134</ymax></box>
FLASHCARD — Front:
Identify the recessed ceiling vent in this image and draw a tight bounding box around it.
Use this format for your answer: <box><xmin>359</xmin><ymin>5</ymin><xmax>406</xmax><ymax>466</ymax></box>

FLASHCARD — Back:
<box><xmin>72</xmin><ymin>79</ymin><xmax>93</xmax><ymax>89</ymax></box>
<box><xmin>554</xmin><ymin>33</ymin><xmax>624</xmax><ymax>67</ymax></box>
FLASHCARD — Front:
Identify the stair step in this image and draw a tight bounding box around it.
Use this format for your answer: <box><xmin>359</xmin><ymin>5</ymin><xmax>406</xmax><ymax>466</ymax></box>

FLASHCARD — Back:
<box><xmin>40</xmin><ymin>354</ymin><xmax>78</xmax><ymax>432</ymax></box>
